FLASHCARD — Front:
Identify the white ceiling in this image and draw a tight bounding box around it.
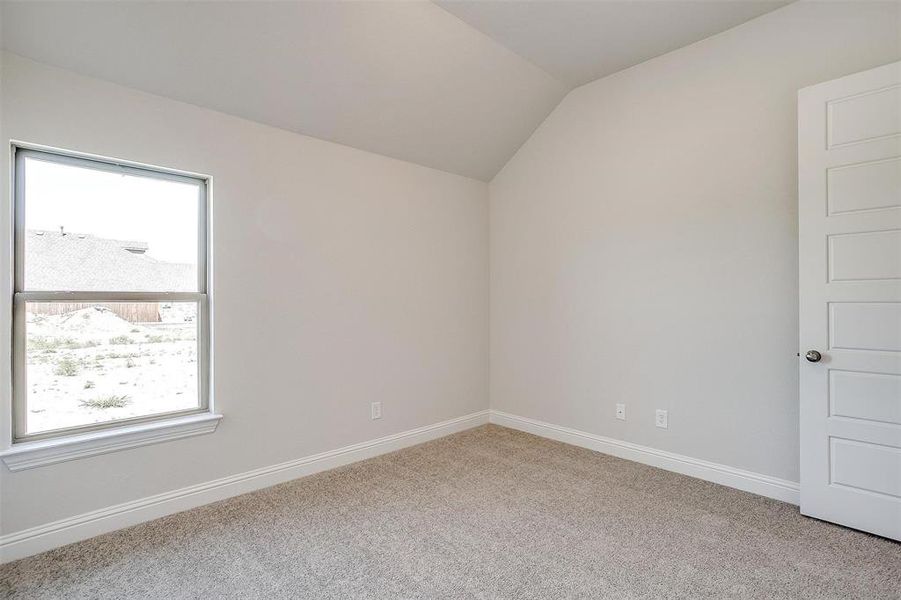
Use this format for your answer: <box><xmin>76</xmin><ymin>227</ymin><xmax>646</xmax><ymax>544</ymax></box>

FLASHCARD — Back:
<box><xmin>0</xmin><ymin>1</ymin><xmax>567</xmax><ymax>181</ymax></box>
<box><xmin>436</xmin><ymin>0</ymin><xmax>792</xmax><ymax>87</ymax></box>
<box><xmin>0</xmin><ymin>1</ymin><xmax>791</xmax><ymax>181</ymax></box>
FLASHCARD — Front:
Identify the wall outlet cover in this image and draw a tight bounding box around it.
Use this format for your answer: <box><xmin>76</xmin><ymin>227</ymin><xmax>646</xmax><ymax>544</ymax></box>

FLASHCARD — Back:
<box><xmin>615</xmin><ymin>403</ymin><xmax>626</xmax><ymax>420</ymax></box>
<box><xmin>655</xmin><ymin>409</ymin><xmax>668</xmax><ymax>429</ymax></box>
<box><xmin>371</xmin><ymin>402</ymin><xmax>382</xmax><ymax>420</ymax></box>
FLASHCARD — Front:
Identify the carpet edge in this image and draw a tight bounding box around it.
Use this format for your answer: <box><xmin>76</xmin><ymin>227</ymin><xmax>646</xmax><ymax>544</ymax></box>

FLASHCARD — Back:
<box><xmin>489</xmin><ymin>409</ymin><xmax>800</xmax><ymax>505</ymax></box>
<box><xmin>0</xmin><ymin>409</ymin><xmax>491</xmax><ymax>564</ymax></box>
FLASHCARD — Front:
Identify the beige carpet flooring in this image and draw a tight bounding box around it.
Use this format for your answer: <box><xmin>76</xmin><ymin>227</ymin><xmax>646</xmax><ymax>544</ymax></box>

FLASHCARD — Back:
<box><xmin>2</xmin><ymin>424</ymin><xmax>899</xmax><ymax>599</ymax></box>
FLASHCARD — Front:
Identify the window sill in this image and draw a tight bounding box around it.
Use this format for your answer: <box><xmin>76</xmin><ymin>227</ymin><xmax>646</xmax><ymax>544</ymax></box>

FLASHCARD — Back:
<box><xmin>0</xmin><ymin>413</ymin><xmax>223</xmax><ymax>472</ymax></box>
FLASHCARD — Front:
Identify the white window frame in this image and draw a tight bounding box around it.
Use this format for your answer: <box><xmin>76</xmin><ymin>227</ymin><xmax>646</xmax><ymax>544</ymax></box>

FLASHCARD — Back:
<box><xmin>6</xmin><ymin>144</ymin><xmax>216</xmax><ymax>456</ymax></box>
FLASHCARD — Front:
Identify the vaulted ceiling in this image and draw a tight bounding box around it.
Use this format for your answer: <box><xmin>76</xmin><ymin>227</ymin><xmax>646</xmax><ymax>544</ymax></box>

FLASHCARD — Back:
<box><xmin>0</xmin><ymin>1</ymin><xmax>790</xmax><ymax>181</ymax></box>
<box><xmin>436</xmin><ymin>0</ymin><xmax>792</xmax><ymax>87</ymax></box>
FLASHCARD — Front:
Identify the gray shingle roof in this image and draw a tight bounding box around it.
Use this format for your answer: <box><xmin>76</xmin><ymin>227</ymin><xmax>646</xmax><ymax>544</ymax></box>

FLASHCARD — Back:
<box><xmin>25</xmin><ymin>230</ymin><xmax>195</xmax><ymax>292</ymax></box>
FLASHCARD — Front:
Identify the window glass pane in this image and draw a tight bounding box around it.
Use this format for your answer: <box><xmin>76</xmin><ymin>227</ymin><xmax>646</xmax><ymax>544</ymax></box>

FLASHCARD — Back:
<box><xmin>24</xmin><ymin>302</ymin><xmax>200</xmax><ymax>434</ymax></box>
<box><xmin>23</xmin><ymin>156</ymin><xmax>200</xmax><ymax>292</ymax></box>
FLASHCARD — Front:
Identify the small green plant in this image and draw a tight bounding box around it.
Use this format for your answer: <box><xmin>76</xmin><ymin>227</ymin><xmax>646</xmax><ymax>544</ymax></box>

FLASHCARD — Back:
<box><xmin>79</xmin><ymin>395</ymin><xmax>130</xmax><ymax>409</ymax></box>
<box><xmin>108</xmin><ymin>335</ymin><xmax>134</xmax><ymax>345</ymax></box>
<box><xmin>30</xmin><ymin>336</ymin><xmax>65</xmax><ymax>350</ymax></box>
<box><xmin>83</xmin><ymin>380</ymin><xmax>95</xmax><ymax>389</ymax></box>
<box><xmin>130</xmin><ymin>328</ymin><xmax>141</xmax><ymax>333</ymax></box>
<box><xmin>144</xmin><ymin>334</ymin><xmax>179</xmax><ymax>344</ymax></box>
<box><xmin>30</xmin><ymin>336</ymin><xmax>99</xmax><ymax>351</ymax></box>
<box><xmin>54</xmin><ymin>357</ymin><xmax>80</xmax><ymax>377</ymax></box>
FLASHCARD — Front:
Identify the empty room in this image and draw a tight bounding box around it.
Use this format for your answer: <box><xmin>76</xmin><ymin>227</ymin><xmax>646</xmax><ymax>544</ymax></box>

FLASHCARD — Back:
<box><xmin>0</xmin><ymin>0</ymin><xmax>899</xmax><ymax>598</ymax></box>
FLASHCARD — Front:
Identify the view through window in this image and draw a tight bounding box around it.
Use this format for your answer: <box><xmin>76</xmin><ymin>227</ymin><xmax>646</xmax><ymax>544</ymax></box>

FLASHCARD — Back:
<box><xmin>14</xmin><ymin>149</ymin><xmax>209</xmax><ymax>439</ymax></box>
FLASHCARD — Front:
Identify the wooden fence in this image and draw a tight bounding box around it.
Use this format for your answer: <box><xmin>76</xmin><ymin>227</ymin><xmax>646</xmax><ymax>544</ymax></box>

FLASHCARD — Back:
<box><xmin>28</xmin><ymin>302</ymin><xmax>162</xmax><ymax>323</ymax></box>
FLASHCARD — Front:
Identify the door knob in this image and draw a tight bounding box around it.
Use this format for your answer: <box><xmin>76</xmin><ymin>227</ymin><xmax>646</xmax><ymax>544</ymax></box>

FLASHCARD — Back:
<box><xmin>805</xmin><ymin>350</ymin><xmax>822</xmax><ymax>362</ymax></box>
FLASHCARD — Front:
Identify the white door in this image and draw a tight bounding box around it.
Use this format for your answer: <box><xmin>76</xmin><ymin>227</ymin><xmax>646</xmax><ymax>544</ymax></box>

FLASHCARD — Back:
<box><xmin>799</xmin><ymin>61</ymin><xmax>901</xmax><ymax>541</ymax></box>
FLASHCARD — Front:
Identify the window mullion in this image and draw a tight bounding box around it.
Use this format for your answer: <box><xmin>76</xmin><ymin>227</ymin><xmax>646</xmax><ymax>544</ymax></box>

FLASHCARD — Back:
<box><xmin>16</xmin><ymin>291</ymin><xmax>206</xmax><ymax>303</ymax></box>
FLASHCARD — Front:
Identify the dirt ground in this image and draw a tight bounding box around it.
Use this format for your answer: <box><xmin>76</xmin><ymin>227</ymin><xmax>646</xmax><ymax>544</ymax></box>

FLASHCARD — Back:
<box><xmin>24</xmin><ymin>304</ymin><xmax>199</xmax><ymax>434</ymax></box>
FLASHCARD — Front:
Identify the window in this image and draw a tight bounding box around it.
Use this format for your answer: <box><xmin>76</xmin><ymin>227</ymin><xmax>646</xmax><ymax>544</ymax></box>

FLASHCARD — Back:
<box><xmin>12</xmin><ymin>147</ymin><xmax>210</xmax><ymax>443</ymax></box>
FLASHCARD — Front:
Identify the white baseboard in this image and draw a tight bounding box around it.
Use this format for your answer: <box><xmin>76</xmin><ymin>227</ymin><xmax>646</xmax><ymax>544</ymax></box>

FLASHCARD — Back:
<box><xmin>489</xmin><ymin>410</ymin><xmax>800</xmax><ymax>505</ymax></box>
<box><xmin>0</xmin><ymin>409</ymin><xmax>490</xmax><ymax>564</ymax></box>
<box><xmin>1</xmin><ymin>408</ymin><xmax>799</xmax><ymax>564</ymax></box>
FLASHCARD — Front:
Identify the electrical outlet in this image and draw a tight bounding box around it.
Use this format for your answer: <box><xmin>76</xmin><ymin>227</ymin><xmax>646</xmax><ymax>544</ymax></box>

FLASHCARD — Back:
<box><xmin>371</xmin><ymin>402</ymin><xmax>382</xmax><ymax>420</ymax></box>
<box><xmin>655</xmin><ymin>409</ymin><xmax>668</xmax><ymax>429</ymax></box>
<box><xmin>615</xmin><ymin>403</ymin><xmax>626</xmax><ymax>420</ymax></box>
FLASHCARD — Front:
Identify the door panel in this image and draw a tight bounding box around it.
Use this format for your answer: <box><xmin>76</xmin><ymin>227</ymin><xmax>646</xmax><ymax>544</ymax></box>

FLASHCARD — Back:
<box><xmin>827</xmin><ymin>83</ymin><xmax>901</xmax><ymax>147</ymax></box>
<box><xmin>830</xmin><ymin>370</ymin><xmax>901</xmax><ymax>425</ymax></box>
<box><xmin>829</xmin><ymin>302</ymin><xmax>901</xmax><ymax>352</ymax></box>
<box><xmin>827</xmin><ymin>157</ymin><xmax>901</xmax><ymax>215</ymax></box>
<box><xmin>828</xmin><ymin>230</ymin><xmax>901</xmax><ymax>282</ymax></box>
<box><xmin>831</xmin><ymin>438</ymin><xmax>901</xmax><ymax>499</ymax></box>
<box><xmin>799</xmin><ymin>60</ymin><xmax>901</xmax><ymax>541</ymax></box>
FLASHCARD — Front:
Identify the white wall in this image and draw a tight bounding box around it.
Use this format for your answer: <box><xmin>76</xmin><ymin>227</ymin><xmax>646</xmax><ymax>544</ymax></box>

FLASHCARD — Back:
<box><xmin>0</xmin><ymin>53</ymin><xmax>488</xmax><ymax>535</ymax></box>
<box><xmin>489</xmin><ymin>1</ymin><xmax>901</xmax><ymax>483</ymax></box>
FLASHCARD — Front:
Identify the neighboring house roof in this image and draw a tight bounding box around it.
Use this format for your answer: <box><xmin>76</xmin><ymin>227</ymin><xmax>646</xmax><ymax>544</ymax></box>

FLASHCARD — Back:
<box><xmin>25</xmin><ymin>230</ymin><xmax>195</xmax><ymax>292</ymax></box>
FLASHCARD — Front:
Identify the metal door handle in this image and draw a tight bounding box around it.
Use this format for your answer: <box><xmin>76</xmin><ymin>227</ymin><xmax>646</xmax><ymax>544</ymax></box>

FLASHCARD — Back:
<box><xmin>805</xmin><ymin>350</ymin><xmax>822</xmax><ymax>362</ymax></box>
